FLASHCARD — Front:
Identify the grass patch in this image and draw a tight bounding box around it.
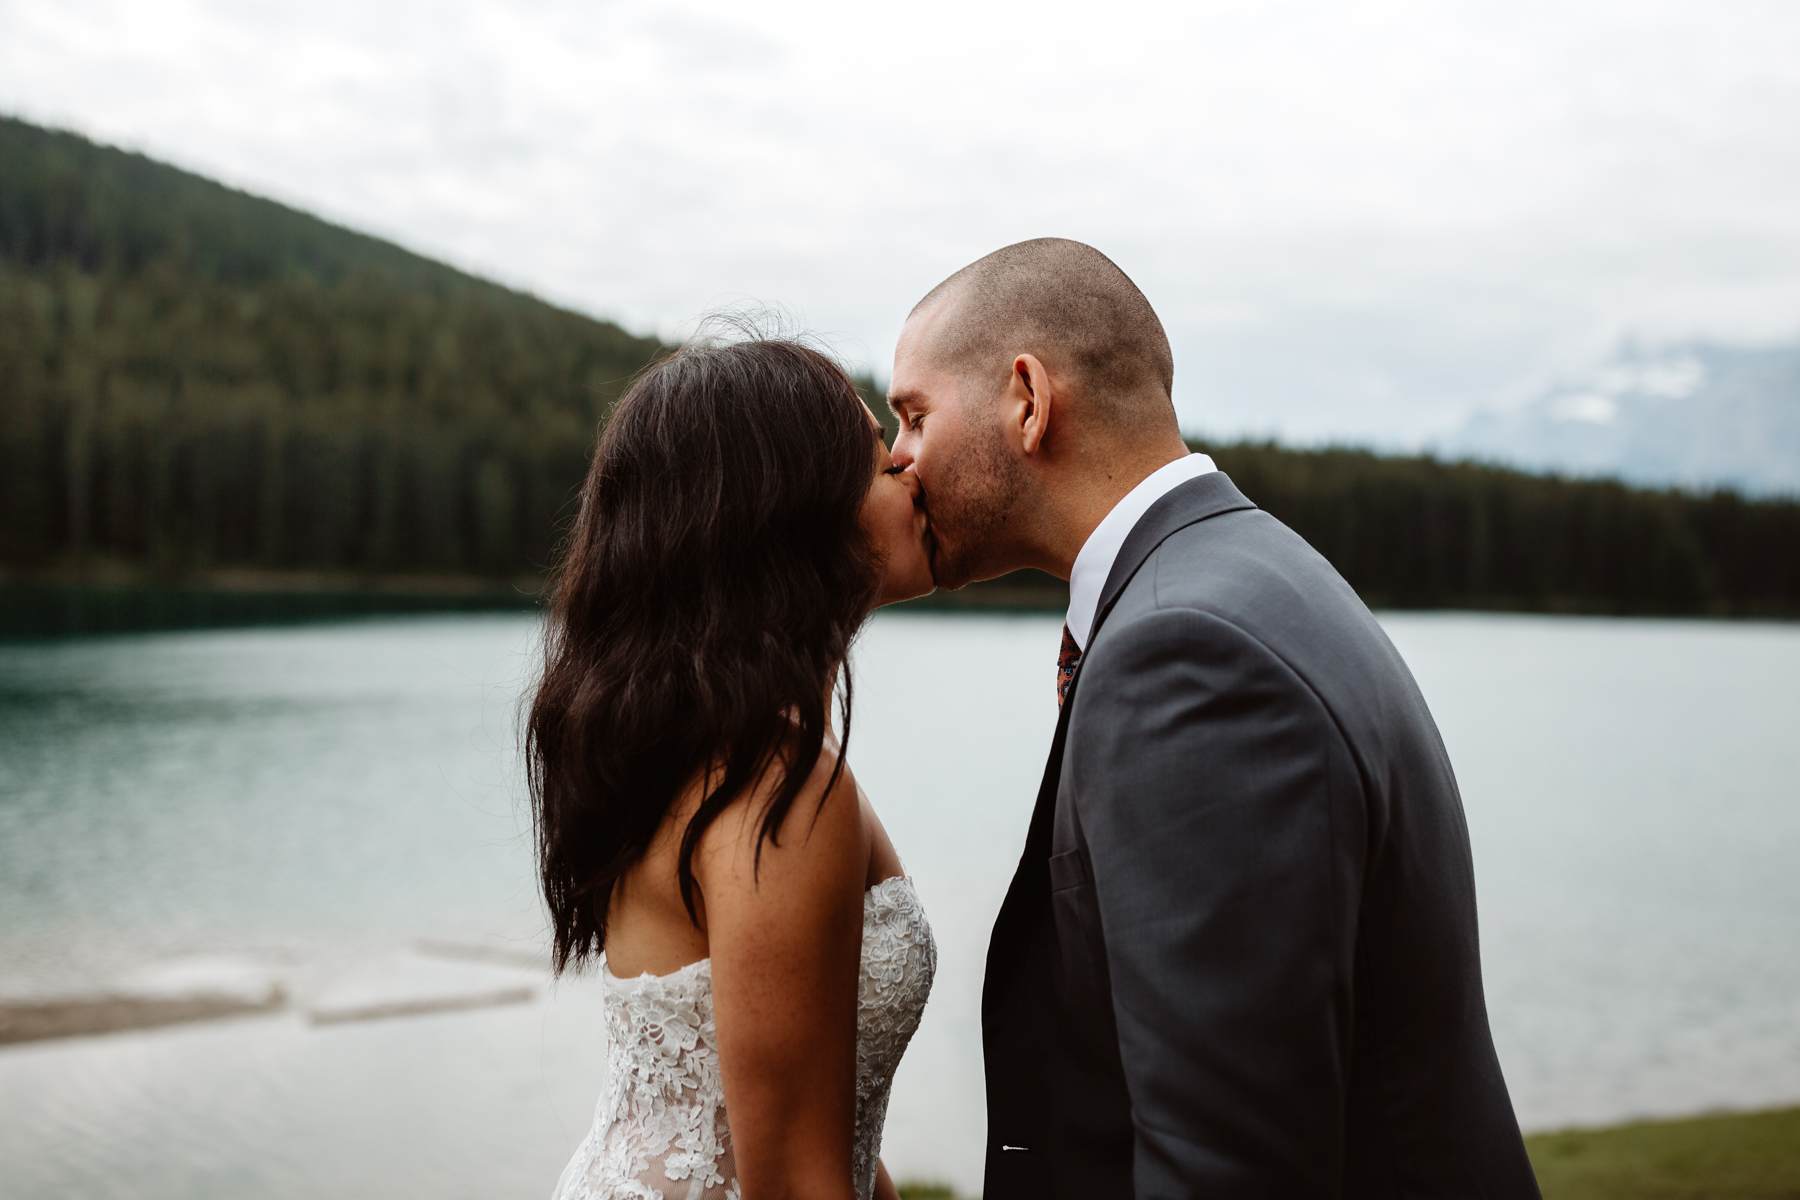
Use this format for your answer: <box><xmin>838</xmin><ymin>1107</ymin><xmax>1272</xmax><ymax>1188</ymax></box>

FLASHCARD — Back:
<box><xmin>1527</xmin><ymin>1106</ymin><xmax>1800</xmax><ymax>1199</ymax></box>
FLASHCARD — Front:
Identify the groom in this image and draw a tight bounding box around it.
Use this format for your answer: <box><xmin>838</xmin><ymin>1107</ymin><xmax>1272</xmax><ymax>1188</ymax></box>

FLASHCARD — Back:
<box><xmin>888</xmin><ymin>239</ymin><xmax>1540</xmax><ymax>1197</ymax></box>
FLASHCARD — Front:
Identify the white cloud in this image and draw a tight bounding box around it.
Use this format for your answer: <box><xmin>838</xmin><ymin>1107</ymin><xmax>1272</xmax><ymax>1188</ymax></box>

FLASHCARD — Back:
<box><xmin>3</xmin><ymin>0</ymin><xmax>1798</xmax><ymax>446</ymax></box>
<box><xmin>1552</xmin><ymin>392</ymin><xmax>1620</xmax><ymax>425</ymax></box>
<box><xmin>1591</xmin><ymin>356</ymin><xmax>1709</xmax><ymax>401</ymax></box>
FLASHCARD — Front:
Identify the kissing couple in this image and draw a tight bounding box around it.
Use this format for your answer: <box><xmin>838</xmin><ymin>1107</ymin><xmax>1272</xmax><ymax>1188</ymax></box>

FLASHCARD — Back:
<box><xmin>532</xmin><ymin>239</ymin><xmax>1541</xmax><ymax>1198</ymax></box>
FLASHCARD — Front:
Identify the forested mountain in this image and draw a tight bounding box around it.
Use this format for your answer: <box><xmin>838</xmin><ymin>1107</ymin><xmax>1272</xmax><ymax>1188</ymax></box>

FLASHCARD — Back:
<box><xmin>0</xmin><ymin>115</ymin><xmax>664</xmax><ymax>580</ymax></box>
<box><xmin>2</xmin><ymin>115</ymin><xmax>1796</xmax><ymax>618</ymax></box>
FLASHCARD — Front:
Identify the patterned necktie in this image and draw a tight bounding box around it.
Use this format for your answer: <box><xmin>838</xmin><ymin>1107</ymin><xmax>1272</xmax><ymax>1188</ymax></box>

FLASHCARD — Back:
<box><xmin>1056</xmin><ymin>624</ymin><xmax>1082</xmax><ymax>707</ymax></box>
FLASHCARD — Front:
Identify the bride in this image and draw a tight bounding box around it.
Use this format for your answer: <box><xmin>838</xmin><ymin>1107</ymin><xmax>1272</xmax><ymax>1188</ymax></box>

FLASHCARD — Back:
<box><xmin>527</xmin><ymin>333</ymin><xmax>938</xmax><ymax>1200</ymax></box>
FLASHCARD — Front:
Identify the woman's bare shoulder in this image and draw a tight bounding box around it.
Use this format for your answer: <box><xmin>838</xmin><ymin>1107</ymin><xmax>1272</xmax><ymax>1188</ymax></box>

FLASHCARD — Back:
<box><xmin>688</xmin><ymin>735</ymin><xmax>867</xmax><ymax>886</ymax></box>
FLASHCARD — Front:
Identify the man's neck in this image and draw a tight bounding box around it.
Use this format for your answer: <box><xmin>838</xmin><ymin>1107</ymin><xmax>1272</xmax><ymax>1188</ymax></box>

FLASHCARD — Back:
<box><xmin>1040</xmin><ymin>441</ymin><xmax>1192</xmax><ymax>581</ymax></box>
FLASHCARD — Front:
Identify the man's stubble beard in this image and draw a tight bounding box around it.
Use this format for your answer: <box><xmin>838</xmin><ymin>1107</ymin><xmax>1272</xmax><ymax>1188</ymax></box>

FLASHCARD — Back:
<box><xmin>927</xmin><ymin>431</ymin><xmax>1028</xmax><ymax>591</ymax></box>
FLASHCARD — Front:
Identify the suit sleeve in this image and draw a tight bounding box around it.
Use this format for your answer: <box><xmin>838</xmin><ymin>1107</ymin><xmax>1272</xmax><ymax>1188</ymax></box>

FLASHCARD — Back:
<box><xmin>1068</xmin><ymin>605</ymin><xmax>1368</xmax><ymax>1195</ymax></box>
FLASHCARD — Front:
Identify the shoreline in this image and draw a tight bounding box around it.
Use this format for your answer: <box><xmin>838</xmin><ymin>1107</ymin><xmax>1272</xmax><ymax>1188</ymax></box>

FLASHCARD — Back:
<box><xmin>0</xmin><ymin>942</ymin><xmax>552</xmax><ymax>1046</ymax></box>
<box><xmin>0</xmin><ymin>562</ymin><xmax>546</xmax><ymax>601</ymax></box>
<box><xmin>6</xmin><ymin>565</ymin><xmax>1796</xmax><ymax>625</ymax></box>
<box><xmin>0</xmin><ymin>992</ymin><xmax>288</xmax><ymax>1046</ymax></box>
<box><xmin>0</xmin><ymin>983</ymin><xmax>545</xmax><ymax>1047</ymax></box>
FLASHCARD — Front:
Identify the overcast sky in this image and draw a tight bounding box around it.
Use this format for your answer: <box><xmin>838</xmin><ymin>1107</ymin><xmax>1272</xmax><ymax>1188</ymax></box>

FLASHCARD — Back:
<box><xmin>4</xmin><ymin>0</ymin><xmax>1798</xmax><ymax>447</ymax></box>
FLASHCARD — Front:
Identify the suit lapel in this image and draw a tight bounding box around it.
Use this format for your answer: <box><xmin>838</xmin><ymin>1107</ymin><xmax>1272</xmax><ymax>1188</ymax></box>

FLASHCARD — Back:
<box><xmin>984</xmin><ymin>472</ymin><xmax>1258</xmax><ymax>973</ymax></box>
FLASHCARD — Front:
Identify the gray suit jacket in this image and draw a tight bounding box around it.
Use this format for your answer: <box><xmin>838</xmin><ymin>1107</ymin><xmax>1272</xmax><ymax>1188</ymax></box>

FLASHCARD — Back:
<box><xmin>981</xmin><ymin>472</ymin><xmax>1539</xmax><ymax>1198</ymax></box>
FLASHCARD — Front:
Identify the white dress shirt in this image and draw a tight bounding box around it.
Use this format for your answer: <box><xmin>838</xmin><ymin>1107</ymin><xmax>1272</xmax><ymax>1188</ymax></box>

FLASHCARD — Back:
<box><xmin>1064</xmin><ymin>452</ymin><xmax>1218</xmax><ymax>651</ymax></box>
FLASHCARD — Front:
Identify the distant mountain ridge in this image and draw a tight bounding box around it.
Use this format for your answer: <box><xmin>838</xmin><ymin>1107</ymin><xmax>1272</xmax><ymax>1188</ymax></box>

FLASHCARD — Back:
<box><xmin>1441</xmin><ymin>340</ymin><xmax>1800</xmax><ymax>498</ymax></box>
<box><xmin>0</xmin><ymin>113</ymin><xmax>561</xmax><ymax>300</ymax></box>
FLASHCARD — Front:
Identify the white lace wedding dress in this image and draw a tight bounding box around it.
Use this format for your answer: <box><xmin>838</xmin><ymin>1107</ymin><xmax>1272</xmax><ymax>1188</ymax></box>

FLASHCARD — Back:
<box><xmin>551</xmin><ymin>875</ymin><xmax>936</xmax><ymax>1200</ymax></box>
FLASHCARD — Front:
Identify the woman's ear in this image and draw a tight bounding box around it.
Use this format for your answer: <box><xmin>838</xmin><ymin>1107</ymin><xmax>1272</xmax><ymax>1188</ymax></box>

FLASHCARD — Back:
<box><xmin>1011</xmin><ymin>353</ymin><xmax>1053</xmax><ymax>455</ymax></box>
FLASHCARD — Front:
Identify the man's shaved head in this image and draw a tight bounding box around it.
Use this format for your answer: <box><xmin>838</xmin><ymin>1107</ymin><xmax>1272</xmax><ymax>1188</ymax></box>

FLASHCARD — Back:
<box><xmin>909</xmin><ymin>238</ymin><xmax>1175</xmax><ymax>419</ymax></box>
<box><xmin>888</xmin><ymin>238</ymin><xmax>1192</xmax><ymax>589</ymax></box>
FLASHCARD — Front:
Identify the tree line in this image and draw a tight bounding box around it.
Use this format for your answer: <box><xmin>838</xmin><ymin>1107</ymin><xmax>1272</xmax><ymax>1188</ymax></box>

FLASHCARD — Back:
<box><xmin>1220</xmin><ymin>441</ymin><xmax>1798</xmax><ymax>616</ymax></box>
<box><xmin>3</xmin><ymin>114</ymin><xmax>1796</xmax><ymax>618</ymax></box>
<box><xmin>1</xmin><ymin>115</ymin><xmax>662</xmax><ymax>581</ymax></box>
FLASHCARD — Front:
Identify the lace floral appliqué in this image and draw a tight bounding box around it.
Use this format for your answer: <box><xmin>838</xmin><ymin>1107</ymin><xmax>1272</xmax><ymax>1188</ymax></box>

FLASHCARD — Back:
<box><xmin>552</xmin><ymin>876</ymin><xmax>936</xmax><ymax>1200</ymax></box>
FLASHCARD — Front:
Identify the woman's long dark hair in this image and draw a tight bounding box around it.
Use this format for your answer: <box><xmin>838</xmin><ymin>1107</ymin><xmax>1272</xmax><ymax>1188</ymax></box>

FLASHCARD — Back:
<box><xmin>525</xmin><ymin>334</ymin><xmax>881</xmax><ymax>975</ymax></box>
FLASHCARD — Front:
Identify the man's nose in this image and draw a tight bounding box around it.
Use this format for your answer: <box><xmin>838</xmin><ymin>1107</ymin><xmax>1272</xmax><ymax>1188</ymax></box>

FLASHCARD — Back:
<box><xmin>889</xmin><ymin>431</ymin><xmax>916</xmax><ymax>470</ymax></box>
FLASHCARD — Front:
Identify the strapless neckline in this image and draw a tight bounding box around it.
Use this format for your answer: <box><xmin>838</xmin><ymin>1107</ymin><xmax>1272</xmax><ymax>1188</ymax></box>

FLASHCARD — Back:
<box><xmin>597</xmin><ymin>873</ymin><xmax>916</xmax><ymax>988</ymax></box>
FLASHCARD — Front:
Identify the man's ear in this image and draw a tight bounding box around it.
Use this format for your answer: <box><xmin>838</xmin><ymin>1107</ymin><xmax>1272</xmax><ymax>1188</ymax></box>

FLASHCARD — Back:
<box><xmin>1009</xmin><ymin>353</ymin><xmax>1054</xmax><ymax>455</ymax></box>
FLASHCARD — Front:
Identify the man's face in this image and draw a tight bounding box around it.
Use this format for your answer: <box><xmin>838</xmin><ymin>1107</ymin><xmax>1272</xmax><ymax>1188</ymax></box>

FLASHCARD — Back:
<box><xmin>887</xmin><ymin>305</ymin><xmax>1025</xmax><ymax>589</ymax></box>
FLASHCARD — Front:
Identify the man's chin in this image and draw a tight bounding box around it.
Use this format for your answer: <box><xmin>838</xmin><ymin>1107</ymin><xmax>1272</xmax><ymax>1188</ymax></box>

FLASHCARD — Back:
<box><xmin>924</xmin><ymin>531</ymin><xmax>963</xmax><ymax>591</ymax></box>
<box><xmin>926</xmin><ymin>553</ymin><xmax>975</xmax><ymax>592</ymax></box>
<box><xmin>930</xmin><ymin>548</ymin><xmax>1029</xmax><ymax>592</ymax></box>
<box><xmin>924</xmin><ymin>528</ymin><xmax>948</xmax><ymax>588</ymax></box>
<box><xmin>924</xmin><ymin>528</ymin><xmax>1015</xmax><ymax>591</ymax></box>
<box><xmin>932</xmin><ymin>569</ymin><xmax>993</xmax><ymax>592</ymax></box>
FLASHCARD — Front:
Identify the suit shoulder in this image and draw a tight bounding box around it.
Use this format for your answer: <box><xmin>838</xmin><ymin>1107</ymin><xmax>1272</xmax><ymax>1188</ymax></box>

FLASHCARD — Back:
<box><xmin>1081</xmin><ymin>604</ymin><xmax>1323</xmax><ymax>719</ymax></box>
<box><xmin>1074</xmin><ymin>603</ymin><xmax>1365</xmax><ymax>807</ymax></box>
<box><xmin>1138</xmin><ymin>509</ymin><xmax>1377</xmax><ymax>643</ymax></box>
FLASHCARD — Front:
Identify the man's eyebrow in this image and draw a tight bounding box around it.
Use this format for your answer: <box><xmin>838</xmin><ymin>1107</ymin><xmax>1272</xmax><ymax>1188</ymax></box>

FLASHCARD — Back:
<box><xmin>887</xmin><ymin>388</ymin><xmax>925</xmax><ymax>418</ymax></box>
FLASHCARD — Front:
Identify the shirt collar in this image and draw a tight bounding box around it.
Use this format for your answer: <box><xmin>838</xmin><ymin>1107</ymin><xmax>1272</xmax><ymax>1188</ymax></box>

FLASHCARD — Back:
<box><xmin>1064</xmin><ymin>452</ymin><xmax>1217</xmax><ymax>651</ymax></box>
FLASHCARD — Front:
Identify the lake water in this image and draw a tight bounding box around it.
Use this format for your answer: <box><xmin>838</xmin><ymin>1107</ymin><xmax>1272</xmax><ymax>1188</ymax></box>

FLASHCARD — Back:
<box><xmin>1</xmin><ymin>608</ymin><xmax>1797</xmax><ymax>1197</ymax></box>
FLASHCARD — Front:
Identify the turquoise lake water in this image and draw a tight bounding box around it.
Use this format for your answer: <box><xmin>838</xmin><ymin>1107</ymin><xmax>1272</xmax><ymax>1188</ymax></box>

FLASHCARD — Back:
<box><xmin>1</xmin><ymin>608</ymin><xmax>1797</xmax><ymax>1197</ymax></box>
